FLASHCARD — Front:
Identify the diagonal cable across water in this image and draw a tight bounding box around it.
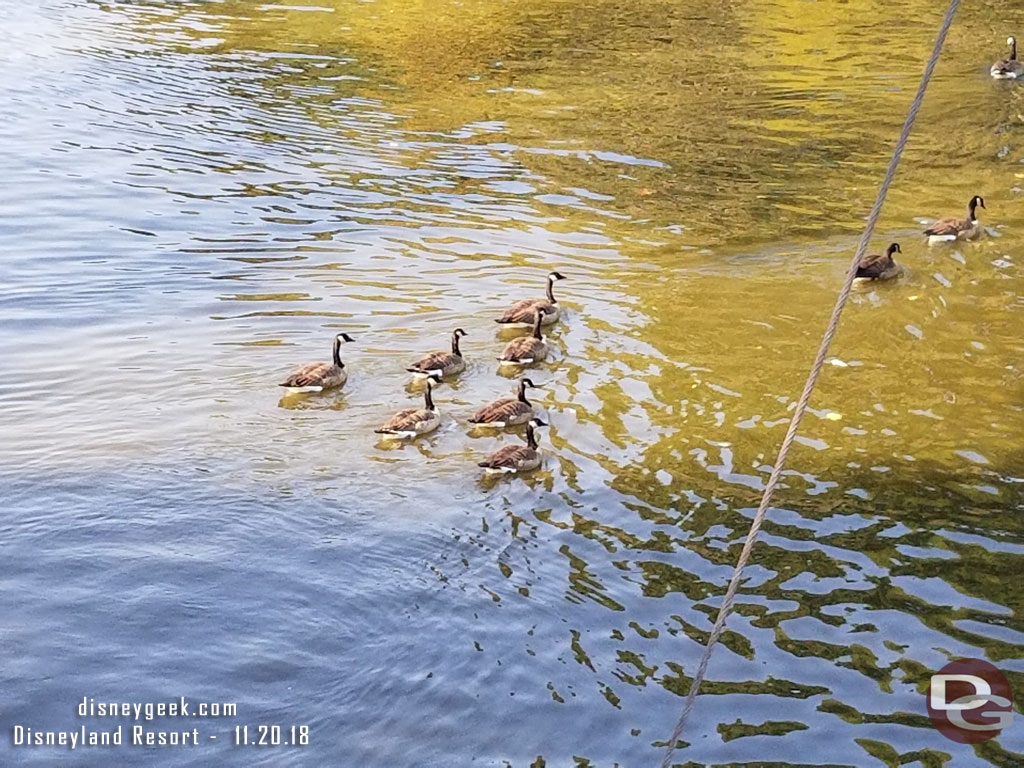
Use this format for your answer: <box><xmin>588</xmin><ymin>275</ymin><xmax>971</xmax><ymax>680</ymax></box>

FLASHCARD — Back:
<box><xmin>659</xmin><ymin>1</ymin><xmax>962</xmax><ymax>764</ymax></box>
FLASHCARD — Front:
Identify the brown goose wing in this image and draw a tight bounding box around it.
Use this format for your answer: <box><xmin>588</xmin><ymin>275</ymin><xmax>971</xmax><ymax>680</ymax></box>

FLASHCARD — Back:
<box><xmin>496</xmin><ymin>299</ymin><xmax>552</xmax><ymax>324</ymax></box>
<box><xmin>500</xmin><ymin>337</ymin><xmax>542</xmax><ymax>362</ymax></box>
<box><xmin>855</xmin><ymin>253</ymin><xmax>893</xmax><ymax>279</ymax></box>
<box><xmin>478</xmin><ymin>444</ymin><xmax>530</xmax><ymax>469</ymax></box>
<box><xmin>280</xmin><ymin>361</ymin><xmax>333</xmax><ymax>387</ymax></box>
<box><xmin>923</xmin><ymin>216</ymin><xmax>965</xmax><ymax>237</ymax></box>
<box><xmin>496</xmin><ymin>299</ymin><xmax>534</xmax><ymax>323</ymax></box>
<box><xmin>376</xmin><ymin>408</ymin><xmax>431</xmax><ymax>433</ymax></box>
<box><xmin>469</xmin><ymin>397</ymin><xmax>529</xmax><ymax>424</ymax></box>
<box><xmin>408</xmin><ymin>350</ymin><xmax>455</xmax><ymax>373</ymax></box>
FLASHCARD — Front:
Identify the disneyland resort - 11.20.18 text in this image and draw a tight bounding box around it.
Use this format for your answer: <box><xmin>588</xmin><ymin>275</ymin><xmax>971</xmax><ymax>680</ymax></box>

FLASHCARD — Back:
<box><xmin>11</xmin><ymin>697</ymin><xmax>238</xmax><ymax>749</ymax></box>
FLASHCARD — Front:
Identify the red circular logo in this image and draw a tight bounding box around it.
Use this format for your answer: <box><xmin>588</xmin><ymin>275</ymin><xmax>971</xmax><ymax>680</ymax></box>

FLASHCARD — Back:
<box><xmin>926</xmin><ymin>658</ymin><xmax>1014</xmax><ymax>744</ymax></box>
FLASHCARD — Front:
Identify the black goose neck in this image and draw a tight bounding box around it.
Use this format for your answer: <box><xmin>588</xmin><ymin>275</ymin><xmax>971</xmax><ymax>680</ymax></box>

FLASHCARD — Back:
<box><xmin>424</xmin><ymin>383</ymin><xmax>435</xmax><ymax>410</ymax></box>
<box><xmin>546</xmin><ymin>276</ymin><xmax>557</xmax><ymax>304</ymax></box>
<box><xmin>332</xmin><ymin>337</ymin><xmax>344</xmax><ymax>368</ymax></box>
<box><xmin>517</xmin><ymin>380</ymin><xmax>531</xmax><ymax>404</ymax></box>
<box><xmin>526</xmin><ymin>424</ymin><xmax>538</xmax><ymax>449</ymax></box>
<box><xmin>451</xmin><ymin>333</ymin><xmax>462</xmax><ymax>356</ymax></box>
<box><xmin>532</xmin><ymin>313</ymin><xmax>543</xmax><ymax>340</ymax></box>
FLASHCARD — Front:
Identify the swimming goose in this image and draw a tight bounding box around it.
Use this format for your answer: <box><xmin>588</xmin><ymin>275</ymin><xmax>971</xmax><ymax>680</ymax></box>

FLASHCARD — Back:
<box><xmin>478</xmin><ymin>418</ymin><xmax>547</xmax><ymax>474</ymax></box>
<box><xmin>498</xmin><ymin>311</ymin><xmax>547</xmax><ymax>367</ymax></box>
<box><xmin>495</xmin><ymin>271</ymin><xmax>566</xmax><ymax>327</ymax></box>
<box><xmin>469</xmin><ymin>378</ymin><xmax>541</xmax><ymax>427</ymax></box>
<box><xmin>991</xmin><ymin>37</ymin><xmax>1024</xmax><ymax>79</ymax></box>
<box><xmin>923</xmin><ymin>196</ymin><xmax>985</xmax><ymax>243</ymax></box>
<box><xmin>855</xmin><ymin>242</ymin><xmax>902</xmax><ymax>282</ymax></box>
<box><xmin>407</xmin><ymin>328</ymin><xmax>467</xmax><ymax>379</ymax></box>
<box><xmin>279</xmin><ymin>332</ymin><xmax>354</xmax><ymax>392</ymax></box>
<box><xmin>375</xmin><ymin>374</ymin><xmax>442</xmax><ymax>439</ymax></box>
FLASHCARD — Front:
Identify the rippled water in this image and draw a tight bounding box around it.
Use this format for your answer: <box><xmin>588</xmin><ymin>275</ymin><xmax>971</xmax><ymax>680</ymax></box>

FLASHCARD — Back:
<box><xmin>3</xmin><ymin>0</ymin><xmax>1024</xmax><ymax>765</ymax></box>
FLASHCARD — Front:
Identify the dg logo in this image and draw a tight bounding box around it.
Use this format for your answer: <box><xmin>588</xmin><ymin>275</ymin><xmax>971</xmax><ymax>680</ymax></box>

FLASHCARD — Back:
<box><xmin>927</xmin><ymin>658</ymin><xmax>1014</xmax><ymax>744</ymax></box>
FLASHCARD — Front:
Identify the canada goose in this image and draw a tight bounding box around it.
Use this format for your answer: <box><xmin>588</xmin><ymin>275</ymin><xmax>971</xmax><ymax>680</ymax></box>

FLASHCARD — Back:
<box><xmin>498</xmin><ymin>311</ymin><xmax>548</xmax><ymax>367</ymax></box>
<box><xmin>469</xmin><ymin>378</ymin><xmax>541</xmax><ymax>428</ymax></box>
<box><xmin>495</xmin><ymin>271</ymin><xmax>566</xmax><ymax>327</ymax></box>
<box><xmin>478</xmin><ymin>418</ymin><xmax>547</xmax><ymax>474</ymax></box>
<box><xmin>854</xmin><ymin>243</ymin><xmax>902</xmax><ymax>282</ymax></box>
<box><xmin>923</xmin><ymin>196</ymin><xmax>985</xmax><ymax>243</ymax></box>
<box><xmin>375</xmin><ymin>374</ymin><xmax>442</xmax><ymax>439</ymax></box>
<box><xmin>407</xmin><ymin>328</ymin><xmax>467</xmax><ymax>379</ymax></box>
<box><xmin>991</xmin><ymin>36</ymin><xmax>1024</xmax><ymax>79</ymax></box>
<box><xmin>279</xmin><ymin>332</ymin><xmax>354</xmax><ymax>392</ymax></box>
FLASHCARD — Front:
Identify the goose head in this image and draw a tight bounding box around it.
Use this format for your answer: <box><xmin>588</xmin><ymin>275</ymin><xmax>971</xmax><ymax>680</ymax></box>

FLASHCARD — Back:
<box><xmin>886</xmin><ymin>243</ymin><xmax>901</xmax><ymax>257</ymax></box>
<box><xmin>518</xmin><ymin>377</ymin><xmax>541</xmax><ymax>401</ymax></box>
<box><xmin>332</xmin><ymin>332</ymin><xmax>354</xmax><ymax>366</ymax></box>
<box><xmin>525</xmin><ymin>416</ymin><xmax>547</xmax><ymax>448</ymax></box>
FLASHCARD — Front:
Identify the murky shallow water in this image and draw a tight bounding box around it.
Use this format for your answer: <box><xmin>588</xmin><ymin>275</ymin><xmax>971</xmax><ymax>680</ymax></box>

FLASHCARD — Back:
<box><xmin>2</xmin><ymin>0</ymin><xmax>1023</xmax><ymax>765</ymax></box>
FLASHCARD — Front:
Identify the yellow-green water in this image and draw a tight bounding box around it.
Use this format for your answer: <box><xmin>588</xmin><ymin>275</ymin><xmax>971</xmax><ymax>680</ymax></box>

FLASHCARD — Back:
<box><xmin>2</xmin><ymin>0</ymin><xmax>1023</xmax><ymax>765</ymax></box>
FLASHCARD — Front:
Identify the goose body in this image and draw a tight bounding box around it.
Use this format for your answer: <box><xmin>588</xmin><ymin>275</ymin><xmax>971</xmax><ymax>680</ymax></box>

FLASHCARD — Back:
<box><xmin>498</xmin><ymin>311</ymin><xmax>548</xmax><ymax>367</ymax></box>
<box><xmin>478</xmin><ymin>418</ymin><xmax>546</xmax><ymax>474</ymax></box>
<box><xmin>279</xmin><ymin>333</ymin><xmax>353</xmax><ymax>393</ymax></box>
<box><xmin>375</xmin><ymin>376</ymin><xmax>442</xmax><ymax>439</ymax></box>
<box><xmin>495</xmin><ymin>271</ymin><xmax>565</xmax><ymax>327</ymax></box>
<box><xmin>991</xmin><ymin>37</ymin><xmax>1024</xmax><ymax>79</ymax></box>
<box><xmin>923</xmin><ymin>195</ymin><xmax>985</xmax><ymax>244</ymax></box>
<box><xmin>469</xmin><ymin>378</ymin><xmax>540</xmax><ymax>428</ymax></box>
<box><xmin>854</xmin><ymin>242</ymin><xmax>902</xmax><ymax>282</ymax></box>
<box><xmin>407</xmin><ymin>328</ymin><xmax>467</xmax><ymax>379</ymax></box>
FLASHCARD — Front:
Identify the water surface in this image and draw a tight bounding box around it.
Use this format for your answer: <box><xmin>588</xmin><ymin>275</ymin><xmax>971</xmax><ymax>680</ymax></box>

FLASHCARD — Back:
<box><xmin>2</xmin><ymin>0</ymin><xmax>1024</xmax><ymax>765</ymax></box>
